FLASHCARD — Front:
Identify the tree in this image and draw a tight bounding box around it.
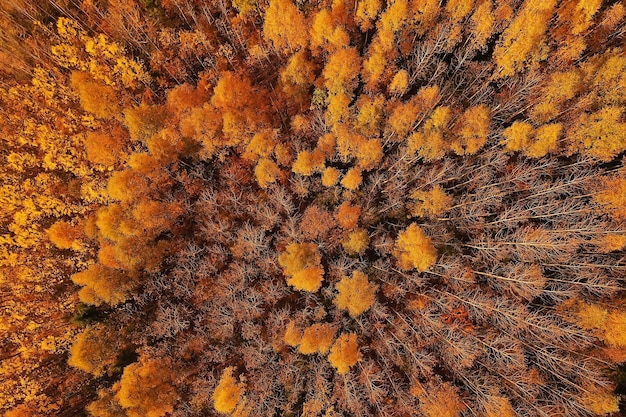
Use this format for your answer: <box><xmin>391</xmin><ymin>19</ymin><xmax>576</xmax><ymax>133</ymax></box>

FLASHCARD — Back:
<box><xmin>71</xmin><ymin>263</ymin><xmax>138</xmax><ymax>306</ymax></box>
<box><xmin>571</xmin><ymin>107</ymin><xmax>626</xmax><ymax>161</ymax></box>
<box><xmin>334</xmin><ymin>271</ymin><xmax>378</xmax><ymax>318</ymax></box>
<box><xmin>451</xmin><ymin>104</ymin><xmax>490</xmax><ymax>155</ymax></box>
<box><xmin>255</xmin><ymin>158</ymin><xmax>280</xmax><ymax>188</ymax></box>
<box><xmin>417</xmin><ymin>383</ymin><xmax>463</xmax><ymax>417</ymax></box>
<box><xmin>46</xmin><ymin>221</ymin><xmax>84</xmax><ymax>250</ymax></box>
<box><xmin>263</xmin><ymin>0</ymin><xmax>308</xmax><ymax>53</ymax></box>
<box><xmin>70</xmin><ymin>72</ymin><xmax>121</xmax><ymax>119</ymax></box>
<box><xmin>213</xmin><ymin>367</ymin><xmax>245</xmax><ymax>414</ymax></box>
<box><xmin>116</xmin><ymin>360</ymin><xmax>178</xmax><ymax>417</ymax></box>
<box><xmin>68</xmin><ymin>325</ymin><xmax>121</xmax><ymax>376</ymax></box>
<box><xmin>328</xmin><ymin>333</ymin><xmax>362</xmax><ymax>374</ymax></box>
<box><xmin>340</xmin><ymin>168</ymin><xmax>363</xmax><ymax>191</ymax></box>
<box><xmin>342</xmin><ymin>229</ymin><xmax>369</xmax><ymax>256</ymax></box>
<box><xmin>278</xmin><ymin>243</ymin><xmax>325</xmax><ymax>292</ymax></box>
<box><xmin>410</xmin><ymin>185</ymin><xmax>452</xmax><ymax>218</ymax></box>
<box><xmin>298</xmin><ymin>323</ymin><xmax>337</xmax><ymax>355</ymax></box>
<box><xmin>493</xmin><ymin>0</ymin><xmax>558</xmax><ymax>77</ymax></box>
<box><xmin>335</xmin><ymin>202</ymin><xmax>361</xmax><ymax>230</ymax></box>
<box><xmin>393</xmin><ymin>223</ymin><xmax>437</xmax><ymax>271</ymax></box>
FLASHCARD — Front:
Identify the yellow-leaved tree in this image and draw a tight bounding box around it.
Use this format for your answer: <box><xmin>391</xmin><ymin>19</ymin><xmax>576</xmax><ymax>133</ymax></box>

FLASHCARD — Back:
<box><xmin>278</xmin><ymin>243</ymin><xmax>324</xmax><ymax>291</ymax></box>
<box><xmin>393</xmin><ymin>223</ymin><xmax>438</xmax><ymax>271</ymax></box>
<box><xmin>327</xmin><ymin>333</ymin><xmax>362</xmax><ymax>374</ymax></box>
<box><xmin>334</xmin><ymin>271</ymin><xmax>378</xmax><ymax>317</ymax></box>
<box><xmin>116</xmin><ymin>360</ymin><xmax>178</xmax><ymax>417</ymax></box>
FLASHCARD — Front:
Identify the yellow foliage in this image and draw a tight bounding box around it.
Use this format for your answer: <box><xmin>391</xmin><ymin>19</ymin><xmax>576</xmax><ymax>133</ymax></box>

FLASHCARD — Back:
<box><xmin>278</xmin><ymin>243</ymin><xmax>324</xmax><ymax>292</ymax></box>
<box><xmin>446</xmin><ymin>0</ymin><xmax>474</xmax><ymax>22</ymax></box>
<box><xmin>577</xmin><ymin>302</ymin><xmax>608</xmax><ymax>329</ymax></box>
<box><xmin>493</xmin><ymin>0</ymin><xmax>558</xmax><ymax>77</ymax></box>
<box><xmin>410</xmin><ymin>185</ymin><xmax>452</xmax><ymax>218</ymax></box>
<box><xmin>325</xmin><ymin>91</ymin><xmax>351</xmax><ymax>125</ymax></box>
<box><xmin>70</xmin><ymin>71</ymin><xmax>120</xmax><ymax>119</ymax></box>
<box><xmin>254</xmin><ymin>158</ymin><xmax>280</xmax><ymax>188</ymax></box>
<box><xmin>292</xmin><ymin>149</ymin><xmax>326</xmax><ymax>176</ymax></box>
<box><xmin>581</xmin><ymin>387</ymin><xmax>620</xmax><ymax>415</ymax></box>
<box><xmin>284</xmin><ymin>321</ymin><xmax>303</xmax><ymax>347</ymax></box>
<box><xmin>328</xmin><ymin>333</ymin><xmax>362</xmax><ymax>374</ymax></box>
<box><xmin>310</xmin><ymin>9</ymin><xmax>350</xmax><ymax>52</ymax></box>
<box><xmin>356</xmin><ymin>139</ymin><xmax>383</xmax><ymax>170</ymax></box>
<box><xmin>451</xmin><ymin>104</ymin><xmax>490</xmax><ymax>155</ymax></box>
<box><xmin>527</xmin><ymin>123</ymin><xmax>561</xmax><ymax>158</ymax></box>
<box><xmin>531</xmin><ymin>70</ymin><xmax>581</xmax><ymax>122</ymax></box>
<box><xmin>117</xmin><ymin>360</ymin><xmax>178</xmax><ymax>417</ymax></box>
<box><xmin>341</xmin><ymin>168</ymin><xmax>363</xmax><ymax>191</ymax></box>
<box><xmin>71</xmin><ymin>263</ymin><xmax>138</xmax><ymax>306</ymax></box>
<box><xmin>418</xmin><ymin>383</ymin><xmax>463</xmax><ymax>417</ymax></box>
<box><xmin>68</xmin><ymin>325</ymin><xmax>119</xmax><ymax>376</ymax></box>
<box><xmin>389</xmin><ymin>70</ymin><xmax>409</xmax><ymax>95</ymax></box>
<box><xmin>298</xmin><ymin>323</ymin><xmax>337</xmax><ymax>355</ymax></box>
<box><xmin>87</xmin><ymin>388</ymin><xmax>126</xmax><ymax>417</ymax></box>
<box><xmin>281</xmin><ymin>51</ymin><xmax>316</xmax><ymax>88</ymax></box>
<box><xmin>393</xmin><ymin>223</ymin><xmax>438</xmax><ymax>271</ymax></box>
<box><xmin>323</xmin><ymin>48</ymin><xmax>361</xmax><ymax>94</ymax></box>
<box><xmin>263</xmin><ymin>0</ymin><xmax>308</xmax><ymax>52</ymax></box>
<box><xmin>322</xmin><ymin>167</ymin><xmax>341</xmax><ymax>187</ymax></box>
<box><xmin>572</xmin><ymin>107</ymin><xmax>626</xmax><ymax>161</ymax></box>
<box><xmin>356</xmin><ymin>0</ymin><xmax>382</xmax><ymax>30</ymax></box>
<box><xmin>388</xmin><ymin>86</ymin><xmax>440</xmax><ymax>137</ymax></box>
<box><xmin>106</xmin><ymin>169</ymin><xmax>149</xmax><ymax>203</ymax></box>
<box><xmin>594</xmin><ymin>175</ymin><xmax>626</xmax><ymax>220</ymax></box>
<box><xmin>335</xmin><ymin>270</ymin><xmax>378</xmax><ymax>317</ymax></box>
<box><xmin>605</xmin><ymin>311</ymin><xmax>626</xmax><ymax>348</ymax></box>
<box><xmin>213</xmin><ymin>367</ymin><xmax>244</xmax><ymax>414</ymax></box>
<box><xmin>570</xmin><ymin>0</ymin><xmax>603</xmax><ymax>34</ymax></box>
<box><xmin>124</xmin><ymin>103</ymin><xmax>168</xmax><ymax>142</ymax></box>
<box><xmin>501</xmin><ymin>121</ymin><xmax>534</xmax><ymax>153</ymax></box>
<box><xmin>355</xmin><ymin>94</ymin><xmax>385</xmax><ymax>136</ymax></box>
<box><xmin>484</xmin><ymin>396</ymin><xmax>515</xmax><ymax>417</ymax></box>
<box><xmin>145</xmin><ymin>127</ymin><xmax>185</xmax><ymax>164</ymax></box>
<box><xmin>342</xmin><ymin>229</ymin><xmax>369</xmax><ymax>256</ymax></box>
<box><xmin>596</xmin><ymin>234</ymin><xmax>626</xmax><ymax>253</ymax></box>
<box><xmin>470</xmin><ymin>0</ymin><xmax>494</xmax><ymax>51</ymax></box>
<box><xmin>46</xmin><ymin>221</ymin><xmax>83</xmax><ymax>250</ymax></box>
<box><xmin>408</xmin><ymin>106</ymin><xmax>451</xmax><ymax>160</ymax></box>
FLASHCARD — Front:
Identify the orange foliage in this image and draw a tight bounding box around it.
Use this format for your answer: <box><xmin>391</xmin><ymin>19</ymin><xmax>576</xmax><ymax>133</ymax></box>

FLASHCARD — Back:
<box><xmin>335</xmin><ymin>202</ymin><xmax>361</xmax><ymax>229</ymax></box>
<box><xmin>71</xmin><ymin>263</ymin><xmax>138</xmax><ymax>306</ymax></box>
<box><xmin>254</xmin><ymin>158</ymin><xmax>280</xmax><ymax>188</ymax></box>
<box><xmin>341</xmin><ymin>168</ymin><xmax>363</xmax><ymax>190</ymax></box>
<box><xmin>322</xmin><ymin>167</ymin><xmax>341</xmax><ymax>187</ymax></box>
<box><xmin>264</xmin><ymin>0</ymin><xmax>308</xmax><ymax>53</ymax></box>
<box><xmin>278</xmin><ymin>243</ymin><xmax>324</xmax><ymax>292</ymax></box>
<box><xmin>213</xmin><ymin>367</ymin><xmax>245</xmax><ymax>414</ymax></box>
<box><xmin>68</xmin><ymin>325</ymin><xmax>120</xmax><ymax>376</ymax></box>
<box><xmin>418</xmin><ymin>383</ymin><xmax>463</xmax><ymax>417</ymax></box>
<box><xmin>116</xmin><ymin>360</ymin><xmax>178</xmax><ymax>417</ymax></box>
<box><xmin>327</xmin><ymin>333</ymin><xmax>362</xmax><ymax>374</ymax></box>
<box><xmin>46</xmin><ymin>221</ymin><xmax>83</xmax><ymax>250</ymax></box>
<box><xmin>393</xmin><ymin>223</ymin><xmax>438</xmax><ymax>271</ymax></box>
<box><xmin>334</xmin><ymin>271</ymin><xmax>378</xmax><ymax>317</ymax></box>
<box><xmin>70</xmin><ymin>71</ymin><xmax>120</xmax><ymax>119</ymax></box>
<box><xmin>342</xmin><ymin>228</ymin><xmax>369</xmax><ymax>256</ymax></box>
<box><xmin>298</xmin><ymin>323</ymin><xmax>337</xmax><ymax>355</ymax></box>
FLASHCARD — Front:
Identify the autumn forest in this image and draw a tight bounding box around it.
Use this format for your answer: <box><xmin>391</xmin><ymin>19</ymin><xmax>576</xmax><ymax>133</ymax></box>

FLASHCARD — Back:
<box><xmin>1</xmin><ymin>0</ymin><xmax>626</xmax><ymax>416</ymax></box>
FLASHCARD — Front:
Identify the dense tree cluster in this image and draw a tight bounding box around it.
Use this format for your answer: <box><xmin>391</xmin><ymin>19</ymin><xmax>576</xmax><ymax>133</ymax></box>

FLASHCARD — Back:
<box><xmin>1</xmin><ymin>0</ymin><xmax>626</xmax><ymax>416</ymax></box>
